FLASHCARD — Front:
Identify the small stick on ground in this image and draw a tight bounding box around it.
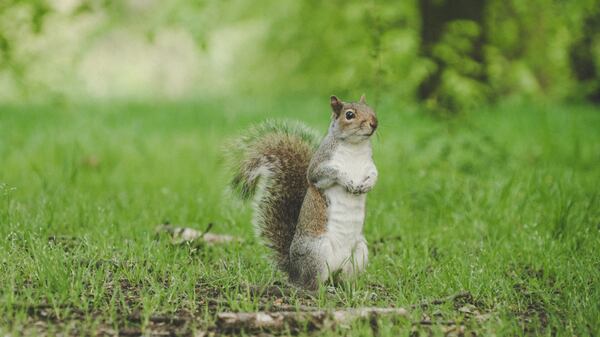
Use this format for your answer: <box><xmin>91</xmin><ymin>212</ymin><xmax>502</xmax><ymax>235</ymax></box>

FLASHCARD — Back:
<box><xmin>155</xmin><ymin>223</ymin><xmax>241</xmax><ymax>245</ymax></box>
<box><xmin>216</xmin><ymin>307</ymin><xmax>408</xmax><ymax>332</ymax></box>
<box><xmin>199</xmin><ymin>222</ymin><xmax>214</xmax><ymax>238</ymax></box>
<box><xmin>267</xmin><ymin>303</ymin><xmax>321</xmax><ymax>312</ymax></box>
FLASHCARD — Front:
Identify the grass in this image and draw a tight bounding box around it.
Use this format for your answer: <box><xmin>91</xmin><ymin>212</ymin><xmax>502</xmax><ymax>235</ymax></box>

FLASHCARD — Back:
<box><xmin>0</xmin><ymin>97</ymin><xmax>599</xmax><ymax>336</ymax></box>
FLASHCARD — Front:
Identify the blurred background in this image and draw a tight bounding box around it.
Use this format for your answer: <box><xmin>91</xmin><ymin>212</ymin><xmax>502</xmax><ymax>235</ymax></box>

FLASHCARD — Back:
<box><xmin>1</xmin><ymin>0</ymin><xmax>599</xmax><ymax>112</ymax></box>
<box><xmin>1</xmin><ymin>3</ymin><xmax>599</xmax><ymax>335</ymax></box>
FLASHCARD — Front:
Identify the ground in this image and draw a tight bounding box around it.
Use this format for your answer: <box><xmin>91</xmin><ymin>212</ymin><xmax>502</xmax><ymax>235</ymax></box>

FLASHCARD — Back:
<box><xmin>0</xmin><ymin>97</ymin><xmax>599</xmax><ymax>336</ymax></box>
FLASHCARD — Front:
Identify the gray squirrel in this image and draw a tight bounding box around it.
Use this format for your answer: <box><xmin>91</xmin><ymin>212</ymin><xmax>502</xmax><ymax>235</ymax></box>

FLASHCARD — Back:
<box><xmin>228</xmin><ymin>95</ymin><xmax>378</xmax><ymax>290</ymax></box>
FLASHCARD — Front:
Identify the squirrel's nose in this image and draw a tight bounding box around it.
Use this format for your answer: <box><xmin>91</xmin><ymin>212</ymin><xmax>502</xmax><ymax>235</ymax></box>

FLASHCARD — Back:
<box><xmin>370</xmin><ymin>119</ymin><xmax>378</xmax><ymax>131</ymax></box>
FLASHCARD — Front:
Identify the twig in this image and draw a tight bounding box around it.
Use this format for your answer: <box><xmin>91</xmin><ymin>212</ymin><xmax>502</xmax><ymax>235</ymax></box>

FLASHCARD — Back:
<box><xmin>216</xmin><ymin>307</ymin><xmax>408</xmax><ymax>332</ymax></box>
<box><xmin>267</xmin><ymin>304</ymin><xmax>320</xmax><ymax>312</ymax></box>
<box><xmin>199</xmin><ymin>222</ymin><xmax>214</xmax><ymax>238</ymax></box>
<box><xmin>155</xmin><ymin>223</ymin><xmax>241</xmax><ymax>245</ymax></box>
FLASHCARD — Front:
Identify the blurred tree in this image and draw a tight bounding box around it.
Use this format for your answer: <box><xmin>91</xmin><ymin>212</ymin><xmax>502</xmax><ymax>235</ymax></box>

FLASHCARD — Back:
<box><xmin>261</xmin><ymin>1</ymin><xmax>373</xmax><ymax>95</ymax></box>
<box><xmin>570</xmin><ymin>8</ymin><xmax>600</xmax><ymax>103</ymax></box>
<box><xmin>486</xmin><ymin>0</ymin><xmax>572</xmax><ymax>101</ymax></box>
<box><xmin>256</xmin><ymin>0</ymin><xmax>424</xmax><ymax>103</ymax></box>
<box><xmin>0</xmin><ymin>0</ymin><xmax>53</xmax><ymax>97</ymax></box>
<box><xmin>0</xmin><ymin>0</ymin><xmax>598</xmax><ymax>107</ymax></box>
<box><xmin>0</xmin><ymin>0</ymin><xmax>219</xmax><ymax>101</ymax></box>
<box><xmin>418</xmin><ymin>0</ymin><xmax>488</xmax><ymax>113</ymax></box>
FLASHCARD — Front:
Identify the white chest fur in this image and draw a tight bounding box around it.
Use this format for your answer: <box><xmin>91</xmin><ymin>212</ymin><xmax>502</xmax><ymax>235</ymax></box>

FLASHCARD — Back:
<box><xmin>322</xmin><ymin>141</ymin><xmax>375</xmax><ymax>271</ymax></box>
<box><xmin>331</xmin><ymin>142</ymin><xmax>374</xmax><ymax>184</ymax></box>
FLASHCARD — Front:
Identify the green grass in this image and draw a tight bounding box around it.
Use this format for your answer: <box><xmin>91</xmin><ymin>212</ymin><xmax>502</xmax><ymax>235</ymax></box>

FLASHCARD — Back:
<box><xmin>1</xmin><ymin>97</ymin><xmax>599</xmax><ymax>336</ymax></box>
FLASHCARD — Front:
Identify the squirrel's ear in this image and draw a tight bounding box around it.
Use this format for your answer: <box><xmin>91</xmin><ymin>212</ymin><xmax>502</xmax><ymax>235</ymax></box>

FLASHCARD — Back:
<box><xmin>330</xmin><ymin>95</ymin><xmax>343</xmax><ymax>117</ymax></box>
<box><xmin>359</xmin><ymin>94</ymin><xmax>366</xmax><ymax>104</ymax></box>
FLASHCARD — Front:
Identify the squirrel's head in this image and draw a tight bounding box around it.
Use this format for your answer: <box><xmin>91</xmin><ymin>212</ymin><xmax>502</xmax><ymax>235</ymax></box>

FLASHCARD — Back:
<box><xmin>329</xmin><ymin>95</ymin><xmax>378</xmax><ymax>143</ymax></box>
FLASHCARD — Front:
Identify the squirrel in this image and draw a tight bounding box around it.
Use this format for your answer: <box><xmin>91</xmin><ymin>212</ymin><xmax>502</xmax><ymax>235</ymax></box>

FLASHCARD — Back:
<box><xmin>227</xmin><ymin>95</ymin><xmax>378</xmax><ymax>290</ymax></box>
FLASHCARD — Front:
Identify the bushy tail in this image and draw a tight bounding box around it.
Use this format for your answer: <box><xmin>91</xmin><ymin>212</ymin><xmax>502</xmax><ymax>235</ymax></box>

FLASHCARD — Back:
<box><xmin>226</xmin><ymin>120</ymin><xmax>321</xmax><ymax>270</ymax></box>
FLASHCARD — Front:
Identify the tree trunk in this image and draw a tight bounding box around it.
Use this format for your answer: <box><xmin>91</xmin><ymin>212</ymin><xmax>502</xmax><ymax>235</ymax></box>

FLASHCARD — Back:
<box><xmin>570</xmin><ymin>11</ymin><xmax>600</xmax><ymax>103</ymax></box>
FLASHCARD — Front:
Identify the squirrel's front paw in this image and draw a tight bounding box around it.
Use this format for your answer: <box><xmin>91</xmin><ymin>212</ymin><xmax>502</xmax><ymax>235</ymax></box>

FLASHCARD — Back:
<box><xmin>356</xmin><ymin>174</ymin><xmax>377</xmax><ymax>194</ymax></box>
<box><xmin>357</xmin><ymin>186</ymin><xmax>370</xmax><ymax>194</ymax></box>
<box><xmin>344</xmin><ymin>174</ymin><xmax>376</xmax><ymax>195</ymax></box>
<box><xmin>346</xmin><ymin>183</ymin><xmax>362</xmax><ymax>195</ymax></box>
<box><xmin>342</xmin><ymin>180</ymin><xmax>362</xmax><ymax>195</ymax></box>
<box><xmin>347</xmin><ymin>182</ymin><xmax>371</xmax><ymax>195</ymax></box>
<box><xmin>355</xmin><ymin>183</ymin><xmax>371</xmax><ymax>194</ymax></box>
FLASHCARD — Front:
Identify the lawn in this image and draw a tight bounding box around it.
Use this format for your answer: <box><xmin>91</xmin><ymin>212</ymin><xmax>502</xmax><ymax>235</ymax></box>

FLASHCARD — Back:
<box><xmin>0</xmin><ymin>97</ymin><xmax>599</xmax><ymax>336</ymax></box>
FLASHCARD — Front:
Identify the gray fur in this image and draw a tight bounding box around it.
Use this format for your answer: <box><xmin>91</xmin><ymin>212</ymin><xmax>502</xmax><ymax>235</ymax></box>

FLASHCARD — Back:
<box><xmin>288</xmin><ymin>236</ymin><xmax>329</xmax><ymax>289</ymax></box>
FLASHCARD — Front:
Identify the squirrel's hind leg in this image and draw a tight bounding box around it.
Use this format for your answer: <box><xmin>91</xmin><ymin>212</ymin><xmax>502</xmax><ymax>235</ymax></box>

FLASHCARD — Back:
<box><xmin>340</xmin><ymin>238</ymin><xmax>369</xmax><ymax>279</ymax></box>
<box><xmin>289</xmin><ymin>235</ymin><xmax>332</xmax><ymax>290</ymax></box>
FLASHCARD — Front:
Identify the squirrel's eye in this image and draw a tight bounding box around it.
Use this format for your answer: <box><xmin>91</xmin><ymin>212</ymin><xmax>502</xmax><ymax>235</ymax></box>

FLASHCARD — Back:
<box><xmin>345</xmin><ymin>110</ymin><xmax>355</xmax><ymax>120</ymax></box>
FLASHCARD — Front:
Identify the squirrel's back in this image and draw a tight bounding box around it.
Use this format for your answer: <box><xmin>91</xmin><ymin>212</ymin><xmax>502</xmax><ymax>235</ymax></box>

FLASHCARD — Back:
<box><xmin>227</xmin><ymin>120</ymin><xmax>320</xmax><ymax>271</ymax></box>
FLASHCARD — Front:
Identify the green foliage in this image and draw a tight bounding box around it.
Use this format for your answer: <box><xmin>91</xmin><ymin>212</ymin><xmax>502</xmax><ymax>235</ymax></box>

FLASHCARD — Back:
<box><xmin>257</xmin><ymin>0</ymin><xmax>424</xmax><ymax>102</ymax></box>
<box><xmin>0</xmin><ymin>0</ymin><xmax>50</xmax><ymax>95</ymax></box>
<box><xmin>0</xmin><ymin>0</ymin><xmax>599</xmax><ymax>109</ymax></box>
<box><xmin>486</xmin><ymin>0</ymin><xmax>572</xmax><ymax>99</ymax></box>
